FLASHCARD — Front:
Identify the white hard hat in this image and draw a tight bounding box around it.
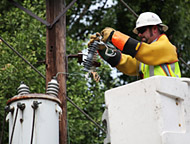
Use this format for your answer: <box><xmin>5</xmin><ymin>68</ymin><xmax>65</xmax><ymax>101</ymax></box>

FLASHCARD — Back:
<box><xmin>133</xmin><ymin>12</ymin><xmax>168</xmax><ymax>34</ymax></box>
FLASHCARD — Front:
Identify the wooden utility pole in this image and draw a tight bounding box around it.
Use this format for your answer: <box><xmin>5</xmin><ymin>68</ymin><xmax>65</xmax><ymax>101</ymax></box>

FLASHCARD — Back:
<box><xmin>46</xmin><ymin>0</ymin><xmax>67</xmax><ymax>144</ymax></box>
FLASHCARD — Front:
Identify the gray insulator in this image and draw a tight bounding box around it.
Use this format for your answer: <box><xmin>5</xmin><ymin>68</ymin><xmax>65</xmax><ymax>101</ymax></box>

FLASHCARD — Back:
<box><xmin>46</xmin><ymin>78</ymin><xmax>59</xmax><ymax>97</ymax></box>
<box><xmin>83</xmin><ymin>41</ymin><xmax>98</xmax><ymax>72</ymax></box>
<box><xmin>17</xmin><ymin>82</ymin><xmax>30</xmax><ymax>95</ymax></box>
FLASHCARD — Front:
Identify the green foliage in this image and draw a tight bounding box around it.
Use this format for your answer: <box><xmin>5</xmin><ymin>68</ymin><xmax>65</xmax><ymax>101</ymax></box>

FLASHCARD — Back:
<box><xmin>0</xmin><ymin>0</ymin><xmax>190</xmax><ymax>144</ymax></box>
<box><xmin>0</xmin><ymin>1</ymin><xmax>46</xmax><ymax>143</ymax></box>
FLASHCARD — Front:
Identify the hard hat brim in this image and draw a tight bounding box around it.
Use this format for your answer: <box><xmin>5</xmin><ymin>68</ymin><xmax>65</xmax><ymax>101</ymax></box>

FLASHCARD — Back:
<box><xmin>133</xmin><ymin>24</ymin><xmax>168</xmax><ymax>35</ymax></box>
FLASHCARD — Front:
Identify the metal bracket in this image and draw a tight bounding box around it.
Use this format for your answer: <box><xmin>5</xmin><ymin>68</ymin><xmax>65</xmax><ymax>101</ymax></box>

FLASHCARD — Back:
<box><xmin>68</xmin><ymin>53</ymin><xmax>83</xmax><ymax>64</ymax></box>
<box><xmin>68</xmin><ymin>53</ymin><xmax>101</xmax><ymax>67</ymax></box>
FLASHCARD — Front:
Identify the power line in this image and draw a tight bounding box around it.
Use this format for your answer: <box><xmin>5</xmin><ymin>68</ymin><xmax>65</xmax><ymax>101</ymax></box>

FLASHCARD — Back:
<box><xmin>179</xmin><ymin>57</ymin><xmax>190</xmax><ymax>69</ymax></box>
<box><xmin>0</xmin><ymin>36</ymin><xmax>46</xmax><ymax>79</ymax></box>
<box><xmin>120</xmin><ymin>0</ymin><xmax>138</xmax><ymax>18</ymax></box>
<box><xmin>67</xmin><ymin>96</ymin><xmax>106</xmax><ymax>134</ymax></box>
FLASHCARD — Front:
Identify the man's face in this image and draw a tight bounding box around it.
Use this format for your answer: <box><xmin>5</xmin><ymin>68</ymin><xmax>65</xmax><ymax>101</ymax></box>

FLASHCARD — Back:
<box><xmin>137</xmin><ymin>26</ymin><xmax>155</xmax><ymax>44</ymax></box>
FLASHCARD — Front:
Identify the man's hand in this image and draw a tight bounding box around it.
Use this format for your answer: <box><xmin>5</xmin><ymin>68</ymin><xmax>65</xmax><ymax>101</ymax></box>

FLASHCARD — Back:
<box><xmin>88</xmin><ymin>32</ymin><xmax>100</xmax><ymax>46</ymax></box>
<box><xmin>101</xmin><ymin>27</ymin><xmax>115</xmax><ymax>42</ymax></box>
<box><xmin>88</xmin><ymin>32</ymin><xmax>105</xmax><ymax>50</ymax></box>
<box><xmin>87</xmin><ymin>29</ymin><xmax>121</xmax><ymax>67</ymax></box>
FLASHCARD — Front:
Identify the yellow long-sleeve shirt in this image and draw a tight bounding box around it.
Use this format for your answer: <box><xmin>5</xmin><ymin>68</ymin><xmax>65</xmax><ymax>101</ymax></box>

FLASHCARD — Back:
<box><xmin>116</xmin><ymin>34</ymin><xmax>178</xmax><ymax>76</ymax></box>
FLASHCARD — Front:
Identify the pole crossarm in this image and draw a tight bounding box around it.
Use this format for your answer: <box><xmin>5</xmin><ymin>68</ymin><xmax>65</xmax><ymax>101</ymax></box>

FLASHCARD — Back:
<box><xmin>49</xmin><ymin>0</ymin><xmax>77</xmax><ymax>29</ymax></box>
<box><xmin>9</xmin><ymin>0</ymin><xmax>77</xmax><ymax>29</ymax></box>
<box><xmin>9</xmin><ymin>0</ymin><xmax>51</xmax><ymax>27</ymax></box>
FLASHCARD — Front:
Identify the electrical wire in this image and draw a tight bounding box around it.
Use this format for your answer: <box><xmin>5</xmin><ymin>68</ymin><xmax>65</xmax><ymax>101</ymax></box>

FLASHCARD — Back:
<box><xmin>30</xmin><ymin>101</ymin><xmax>41</xmax><ymax>144</ymax></box>
<box><xmin>66</xmin><ymin>96</ymin><xmax>106</xmax><ymax>134</ymax></box>
<box><xmin>120</xmin><ymin>0</ymin><xmax>139</xmax><ymax>18</ymax></box>
<box><xmin>30</xmin><ymin>107</ymin><xmax>36</xmax><ymax>144</ymax></box>
<box><xmin>0</xmin><ymin>36</ymin><xmax>46</xmax><ymax>79</ymax></box>
<box><xmin>179</xmin><ymin>57</ymin><xmax>190</xmax><ymax>69</ymax></box>
<box><xmin>56</xmin><ymin>72</ymin><xmax>86</xmax><ymax>78</ymax></box>
<box><xmin>9</xmin><ymin>108</ymin><xmax>19</xmax><ymax>144</ymax></box>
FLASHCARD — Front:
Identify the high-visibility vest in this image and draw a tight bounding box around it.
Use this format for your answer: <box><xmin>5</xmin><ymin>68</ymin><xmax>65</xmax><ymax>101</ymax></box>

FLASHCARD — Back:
<box><xmin>139</xmin><ymin>61</ymin><xmax>181</xmax><ymax>78</ymax></box>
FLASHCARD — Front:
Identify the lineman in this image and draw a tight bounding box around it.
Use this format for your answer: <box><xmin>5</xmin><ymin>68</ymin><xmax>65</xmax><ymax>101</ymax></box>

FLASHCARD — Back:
<box><xmin>89</xmin><ymin>12</ymin><xmax>181</xmax><ymax>78</ymax></box>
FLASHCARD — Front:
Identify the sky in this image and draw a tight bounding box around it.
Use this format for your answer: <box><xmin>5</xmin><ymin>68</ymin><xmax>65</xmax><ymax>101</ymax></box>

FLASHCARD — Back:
<box><xmin>89</xmin><ymin>0</ymin><xmax>117</xmax><ymax>11</ymax></box>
